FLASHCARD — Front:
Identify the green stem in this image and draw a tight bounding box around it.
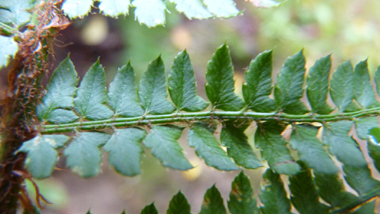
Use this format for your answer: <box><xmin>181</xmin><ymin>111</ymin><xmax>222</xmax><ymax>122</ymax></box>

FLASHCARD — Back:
<box><xmin>40</xmin><ymin>107</ymin><xmax>380</xmax><ymax>134</ymax></box>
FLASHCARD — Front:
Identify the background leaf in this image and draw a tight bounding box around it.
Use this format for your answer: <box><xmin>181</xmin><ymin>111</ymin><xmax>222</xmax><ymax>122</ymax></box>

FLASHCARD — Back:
<box><xmin>353</xmin><ymin>60</ymin><xmax>379</xmax><ymax>109</ymax></box>
<box><xmin>205</xmin><ymin>44</ymin><xmax>244</xmax><ymax>111</ymax></box>
<box><xmin>355</xmin><ymin>117</ymin><xmax>378</xmax><ymax>140</ymax></box>
<box><xmin>108</xmin><ymin>62</ymin><xmax>144</xmax><ymax>117</ymax></box>
<box><xmin>259</xmin><ymin>169</ymin><xmax>292</xmax><ymax>214</ymax></box>
<box><xmin>144</xmin><ymin>125</ymin><xmax>192</xmax><ymax>170</ymax></box>
<box><xmin>0</xmin><ymin>0</ymin><xmax>33</xmax><ymax>26</ymax></box>
<box><xmin>73</xmin><ymin>60</ymin><xmax>114</xmax><ymax>120</ymax></box>
<box><xmin>227</xmin><ymin>171</ymin><xmax>259</xmax><ymax>214</ymax></box>
<box><xmin>103</xmin><ymin>128</ymin><xmax>146</xmax><ymax>176</ymax></box>
<box><xmin>167</xmin><ymin>191</ymin><xmax>191</xmax><ymax>214</ymax></box>
<box><xmin>322</xmin><ymin>121</ymin><xmax>367</xmax><ymax>167</ymax></box>
<box><xmin>255</xmin><ymin>121</ymin><xmax>300</xmax><ymax>175</ymax></box>
<box><xmin>169</xmin><ymin>50</ymin><xmax>208</xmax><ymax>112</ymax></box>
<box><xmin>289</xmin><ymin>162</ymin><xmax>330</xmax><ymax>214</ymax></box>
<box><xmin>37</xmin><ymin>56</ymin><xmax>79</xmax><ymax>124</ymax></box>
<box><xmin>62</xmin><ymin>0</ymin><xmax>94</xmax><ymax>18</ymax></box>
<box><xmin>306</xmin><ymin>54</ymin><xmax>333</xmax><ymax>114</ymax></box>
<box><xmin>188</xmin><ymin>123</ymin><xmax>238</xmax><ymax>171</ymax></box>
<box><xmin>220</xmin><ymin>121</ymin><xmax>262</xmax><ymax>169</ymax></box>
<box><xmin>368</xmin><ymin>127</ymin><xmax>380</xmax><ymax>173</ymax></box>
<box><xmin>330</xmin><ymin>61</ymin><xmax>359</xmax><ymax>112</ymax></box>
<box><xmin>202</xmin><ymin>0</ymin><xmax>240</xmax><ymax>18</ymax></box>
<box><xmin>132</xmin><ymin>0</ymin><xmax>166</xmax><ymax>27</ymax></box>
<box><xmin>199</xmin><ymin>185</ymin><xmax>227</xmax><ymax>214</ymax></box>
<box><xmin>274</xmin><ymin>50</ymin><xmax>309</xmax><ymax>114</ymax></box>
<box><xmin>99</xmin><ymin>0</ymin><xmax>130</xmax><ymax>17</ymax></box>
<box><xmin>290</xmin><ymin>125</ymin><xmax>338</xmax><ymax>173</ymax></box>
<box><xmin>141</xmin><ymin>203</ymin><xmax>158</xmax><ymax>214</ymax></box>
<box><xmin>0</xmin><ymin>35</ymin><xmax>18</xmax><ymax>69</ymax></box>
<box><xmin>64</xmin><ymin>132</ymin><xmax>110</xmax><ymax>178</ymax></box>
<box><xmin>139</xmin><ymin>55</ymin><xmax>175</xmax><ymax>114</ymax></box>
<box><xmin>17</xmin><ymin>134</ymin><xmax>70</xmax><ymax>179</ymax></box>
<box><xmin>242</xmin><ymin>50</ymin><xmax>276</xmax><ymax>112</ymax></box>
<box><xmin>170</xmin><ymin>0</ymin><xmax>212</xmax><ymax>19</ymax></box>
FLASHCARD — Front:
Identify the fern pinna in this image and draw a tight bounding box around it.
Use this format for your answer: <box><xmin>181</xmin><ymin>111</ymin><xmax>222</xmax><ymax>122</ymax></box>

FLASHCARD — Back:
<box><xmin>19</xmin><ymin>44</ymin><xmax>380</xmax><ymax>213</ymax></box>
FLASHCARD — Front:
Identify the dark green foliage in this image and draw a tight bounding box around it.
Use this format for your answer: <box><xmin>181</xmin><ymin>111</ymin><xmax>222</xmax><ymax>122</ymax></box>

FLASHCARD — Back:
<box><xmin>21</xmin><ymin>44</ymin><xmax>380</xmax><ymax>213</ymax></box>
<box><xmin>274</xmin><ymin>50</ymin><xmax>309</xmax><ymax>114</ymax></box>
<box><xmin>255</xmin><ymin>121</ymin><xmax>300</xmax><ymax>175</ymax></box>
<box><xmin>227</xmin><ymin>172</ymin><xmax>259</xmax><ymax>214</ymax></box>
<box><xmin>306</xmin><ymin>54</ymin><xmax>333</xmax><ymax>114</ymax></box>
<box><xmin>144</xmin><ymin>125</ymin><xmax>192</xmax><ymax>170</ymax></box>
<box><xmin>205</xmin><ymin>44</ymin><xmax>244</xmax><ymax>111</ymax></box>
<box><xmin>167</xmin><ymin>191</ymin><xmax>191</xmax><ymax>214</ymax></box>
<box><xmin>73</xmin><ymin>60</ymin><xmax>114</xmax><ymax>120</ymax></box>
<box><xmin>289</xmin><ymin>162</ymin><xmax>330</xmax><ymax>214</ymax></box>
<box><xmin>242</xmin><ymin>50</ymin><xmax>276</xmax><ymax>112</ymax></box>
<box><xmin>139</xmin><ymin>56</ymin><xmax>175</xmax><ymax>114</ymax></box>
<box><xmin>290</xmin><ymin>125</ymin><xmax>338</xmax><ymax>173</ymax></box>
<box><xmin>259</xmin><ymin>169</ymin><xmax>292</xmax><ymax>214</ymax></box>
<box><xmin>141</xmin><ymin>203</ymin><xmax>158</xmax><ymax>214</ymax></box>
<box><xmin>220</xmin><ymin>121</ymin><xmax>262</xmax><ymax>169</ymax></box>
<box><xmin>108</xmin><ymin>62</ymin><xmax>144</xmax><ymax>117</ymax></box>
<box><xmin>199</xmin><ymin>185</ymin><xmax>227</xmax><ymax>214</ymax></box>
<box><xmin>188</xmin><ymin>122</ymin><xmax>238</xmax><ymax>170</ymax></box>
<box><xmin>169</xmin><ymin>50</ymin><xmax>209</xmax><ymax>112</ymax></box>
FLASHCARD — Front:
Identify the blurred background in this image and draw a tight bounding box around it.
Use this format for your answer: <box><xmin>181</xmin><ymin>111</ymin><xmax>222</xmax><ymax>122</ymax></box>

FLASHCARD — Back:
<box><xmin>5</xmin><ymin>0</ymin><xmax>380</xmax><ymax>213</ymax></box>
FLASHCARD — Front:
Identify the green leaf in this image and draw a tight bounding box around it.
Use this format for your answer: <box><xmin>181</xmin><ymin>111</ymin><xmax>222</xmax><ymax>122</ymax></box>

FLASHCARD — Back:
<box><xmin>250</xmin><ymin>0</ymin><xmax>281</xmax><ymax>8</ymax></box>
<box><xmin>0</xmin><ymin>35</ymin><xmax>18</xmax><ymax>69</ymax></box>
<box><xmin>37</xmin><ymin>56</ymin><xmax>79</xmax><ymax>123</ymax></box>
<box><xmin>355</xmin><ymin>117</ymin><xmax>378</xmax><ymax>140</ymax></box>
<box><xmin>314</xmin><ymin>172</ymin><xmax>361</xmax><ymax>208</ymax></box>
<box><xmin>290</xmin><ymin>125</ymin><xmax>338</xmax><ymax>174</ymax></box>
<box><xmin>167</xmin><ymin>191</ymin><xmax>191</xmax><ymax>214</ymax></box>
<box><xmin>306</xmin><ymin>54</ymin><xmax>333</xmax><ymax>114</ymax></box>
<box><xmin>202</xmin><ymin>0</ymin><xmax>240</xmax><ymax>18</ymax></box>
<box><xmin>289</xmin><ymin>162</ymin><xmax>330</xmax><ymax>214</ymax></box>
<box><xmin>17</xmin><ymin>134</ymin><xmax>70</xmax><ymax>179</ymax></box>
<box><xmin>343</xmin><ymin>164</ymin><xmax>380</xmax><ymax>195</ymax></box>
<box><xmin>330</xmin><ymin>61</ymin><xmax>358</xmax><ymax>112</ymax></box>
<box><xmin>169</xmin><ymin>50</ymin><xmax>209</xmax><ymax>112</ymax></box>
<box><xmin>144</xmin><ymin>125</ymin><xmax>192</xmax><ymax>170</ymax></box>
<box><xmin>99</xmin><ymin>0</ymin><xmax>130</xmax><ymax>17</ymax></box>
<box><xmin>103</xmin><ymin>128</ymin><xmax>146</xmax><ymax>176</ymax></box>
<box><xmin>108</xmin><ymin>62</ymin><xmax>144</xmax><ymax>117</ymax></box>
<box><xmin>132</xmin><ymin>0</ymin><xmax>166</xmax><ymax>27</ymax></box>
<box><xmin>374</xmin><ymin>66</ymin><xmax>380</xmax><ymax>97</ymax></box>
<box><xmin>353</xmin><ymin>60</ymin><xmax>379</xmax><ymax>108</ymax></box>
<box><xmin>259</xmin><ymin>169</ymin><xmax>292</xmax><ymax>214</ymax></box>
<box><xmin>220</xmin><ymin>122</ymin><xmax>262</xmax><ymax>169</ymax></box>
<box><xmin>242</xmin><ymin>50</ymin><xmax>276</xmax><ymax>112</ymax></box>
<box><xmin>274</xmin><ymin>50</ymin><xmax>309</xmax><ymax>114</ymax></box>
<box><xmin>170</xmin><ymin>0</ymin><xmax>211</xmax><ymax>20</ymax></box>
<box><xmin>141</xmin><ymin>203</ymin><xmax>158</xmax><ymax>214</ymax></box>
<box><xmin>62</xmin><ymin>0</ymin><xmax>94</xmax><ymax>18</ymax></box>
<box><xmin>205</xmin><ymin>44</ymin><xmax>244</xmax><ymax>111</ymax></box>
<box><xmin>368</xmin><ymin>127</ymin><xmax>380</xmax><ymax>173</ymax></box>
<box><xmin>255</xmin><ymin>121</ymin><xmax>300</xmax><ymax>175</ymax></box>
<box><xmin>139</xmin><ymin>55</ymin><xmax>175</xmax><ymax>114</ymax></box>
<box><xmin>73</xmin><ymin>60</ymin><xmax>114</xmax><ymax>120</ymax></box>
<box><xmin>199</xmin><ymin>185</ymin><xmax>227</xmax><ymax>214</ymax></box>
<box><xmin>227</xmin><ymin>172</ymin><xmax>259</xmax><ymax>214</ymax></box>
<box><xmin>64</xmin><ymin>132</ymin><xmax>110</xmax><ymax>178</ymax></box>
<box><xmin>188</xmin><ymin>123</ymin><xmax>238</xmax><ymax>170</ymax></box>
<box><xmin>0</xmin><ymin>0</ymin><xmax>33</xmax><ymax>26</ymax></box>
<box><xmin>322</xmin><ymin>121</ymin><xmax>367</xmax><ymax>167</ymax></box>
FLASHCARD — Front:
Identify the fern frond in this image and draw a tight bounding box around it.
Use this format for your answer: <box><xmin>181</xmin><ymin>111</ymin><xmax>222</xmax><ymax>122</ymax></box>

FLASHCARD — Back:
<box><xmin>20</xmin><ymin>44</ymin><xmax>380</xmax><ymax>213</ymax></box>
